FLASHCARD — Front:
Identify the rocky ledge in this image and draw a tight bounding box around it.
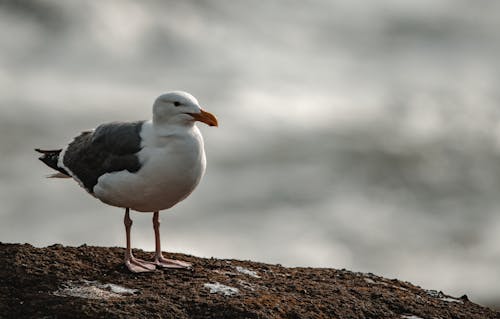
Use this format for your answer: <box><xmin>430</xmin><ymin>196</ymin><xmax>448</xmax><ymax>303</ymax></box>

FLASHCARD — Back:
<box><xmin>0</xmin><ymin>243</ymin><xmax>498</xmax><ymax>319</ymax></box>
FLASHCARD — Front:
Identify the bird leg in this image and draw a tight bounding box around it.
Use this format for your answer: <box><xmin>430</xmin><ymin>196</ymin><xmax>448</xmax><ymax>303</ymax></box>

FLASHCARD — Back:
<box><xmin>124</xmin><ymin>208</ymin><xmax>156</xmax><ymax>273</ymax></box>
<box><xmin>153</xmin><ymin>211</ymin><xmax>192</xmax><ymax>268</ymax></box>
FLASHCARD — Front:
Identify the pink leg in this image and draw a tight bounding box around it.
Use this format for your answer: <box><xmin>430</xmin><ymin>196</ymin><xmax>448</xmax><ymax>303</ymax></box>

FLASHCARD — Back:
<box><xmin>124</xmin><ymin>208</ymin><xmax>156</xmax><ymax>273</ymax></box>
<box><xmin>153</xmin><ymin>211</ymin><xmax>192</xmax><ymax>268</ymax></box>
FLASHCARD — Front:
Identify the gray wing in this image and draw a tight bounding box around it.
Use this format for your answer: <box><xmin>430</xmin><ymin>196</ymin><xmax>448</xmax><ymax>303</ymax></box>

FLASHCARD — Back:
<box><xmin>63</xmin><ymin>121</ymin><xmax>145</xmax><ymax>193</ymax></box>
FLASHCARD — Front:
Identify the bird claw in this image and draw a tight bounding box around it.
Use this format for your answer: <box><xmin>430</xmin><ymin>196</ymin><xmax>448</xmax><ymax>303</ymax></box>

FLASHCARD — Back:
<box><xmin>125</xmin><ymin>256</ymin><xmax>157</xmax><ymax>273</ymax></box>
<box><xmin>155</xmin><ymin>255</ymin><xmax>192</xmax><ymax>269</ymax></box>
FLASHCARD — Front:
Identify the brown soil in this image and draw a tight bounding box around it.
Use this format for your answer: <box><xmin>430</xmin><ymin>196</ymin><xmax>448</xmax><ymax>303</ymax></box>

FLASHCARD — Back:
<box><xmin>0</xmin><ymin>243</ymin><xmax>498</xmax><ymax>319</ymax></box>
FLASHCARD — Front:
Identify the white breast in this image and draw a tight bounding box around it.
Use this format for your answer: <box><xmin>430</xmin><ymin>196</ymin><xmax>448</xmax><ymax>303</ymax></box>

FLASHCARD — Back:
<box><xmin>93</xmin><ymin>121</ymin><xmax>207</xmax><ymax>212</ymax></box>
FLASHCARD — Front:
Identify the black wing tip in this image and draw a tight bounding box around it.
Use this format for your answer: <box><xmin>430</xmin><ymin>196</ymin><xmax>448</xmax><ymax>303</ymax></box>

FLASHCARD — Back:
<box><xmin>35</xmin><ymin>148</ymin><xmax>70</xmax><ymax>177</ymax></box>
<box><xmin>35</xmin><ymin>148</ymin><xmax>62</xmax><ymax>154</ymax></box>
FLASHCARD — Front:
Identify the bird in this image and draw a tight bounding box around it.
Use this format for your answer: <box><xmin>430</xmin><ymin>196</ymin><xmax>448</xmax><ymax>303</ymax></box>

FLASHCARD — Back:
<box><xmin>35</xmin><ymin>91</ymin><xmax>218</xmax><ymax>273</ymax></box>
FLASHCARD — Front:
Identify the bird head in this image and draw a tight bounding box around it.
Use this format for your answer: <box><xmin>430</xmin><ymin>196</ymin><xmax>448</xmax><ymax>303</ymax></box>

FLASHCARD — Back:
<box><xmin>153</xmin><ymin>91</ymin><xmax>218</xmax><ymax>127</ymax></box>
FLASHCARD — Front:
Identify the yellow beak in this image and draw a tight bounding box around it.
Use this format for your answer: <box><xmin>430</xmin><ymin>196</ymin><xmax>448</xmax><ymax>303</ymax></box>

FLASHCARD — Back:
<box><xmin>189</xmin><ymin>109</ymin><xmax>218</xmax><ymax>127</ymax></box>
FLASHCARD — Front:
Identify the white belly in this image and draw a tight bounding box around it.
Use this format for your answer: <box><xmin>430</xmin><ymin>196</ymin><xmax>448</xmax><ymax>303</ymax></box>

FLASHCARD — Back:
<box><xmin>93</xmin><ymin>126</ymin><xmax>206</xmax><ymax>212</ymax></box>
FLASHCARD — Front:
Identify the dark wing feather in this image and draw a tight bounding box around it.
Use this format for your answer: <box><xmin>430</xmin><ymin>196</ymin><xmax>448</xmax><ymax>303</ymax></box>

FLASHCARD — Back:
<box><xmin>35</xmin><ymin>148</ymin><xmax>70</xmax><ymax>176</ymax></box>
<box><xmin>62</xmin><ymin>121</ymin><xmax>145</xmax><ymax>193</ymax></box>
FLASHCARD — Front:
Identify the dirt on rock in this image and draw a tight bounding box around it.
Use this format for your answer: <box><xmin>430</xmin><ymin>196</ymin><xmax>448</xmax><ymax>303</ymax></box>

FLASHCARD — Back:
<box><xmin>0</xmin><ymin>243</ymin><xmax>498</xmax><ymax>319</ymax></box>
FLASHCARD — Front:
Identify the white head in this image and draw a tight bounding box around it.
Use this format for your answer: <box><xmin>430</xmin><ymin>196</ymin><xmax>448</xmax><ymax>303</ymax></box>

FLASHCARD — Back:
<box><xmin>152</xmin><ymin>91</ymin><xmax>218</xmax><ymax>127</ymax></box>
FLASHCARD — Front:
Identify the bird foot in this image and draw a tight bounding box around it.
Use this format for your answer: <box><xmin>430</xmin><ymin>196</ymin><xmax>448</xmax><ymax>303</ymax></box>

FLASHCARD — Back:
<box><xmin>155</xmin><ymin>255</ymin><xmax>192</xmax><ymax>269</ymax></box>
<box><xmin>125</xmin><ymin>256</ymin><xmax>157</xmax><ymax>273</ymax></box>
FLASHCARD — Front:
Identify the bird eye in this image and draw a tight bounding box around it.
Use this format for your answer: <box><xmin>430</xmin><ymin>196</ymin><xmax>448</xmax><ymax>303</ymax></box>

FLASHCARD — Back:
<box><xmin>174</xmin><ymin>101</ymin><xmax>181</xmax><ymax>107</ymax></box>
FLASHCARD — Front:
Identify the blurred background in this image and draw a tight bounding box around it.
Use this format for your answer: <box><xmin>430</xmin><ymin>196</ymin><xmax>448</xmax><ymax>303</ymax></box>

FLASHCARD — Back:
<box><xmin>1</xmin><ymin>0</ymin><xmax>500</xmax><ymax>308</ymax></box>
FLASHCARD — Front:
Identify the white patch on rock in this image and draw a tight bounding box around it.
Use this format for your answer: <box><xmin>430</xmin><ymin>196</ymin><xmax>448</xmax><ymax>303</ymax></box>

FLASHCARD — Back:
<box><xmin>235</xmin><ymin>266</ymin><xmax>260</xmax><ymax>278</ymax></box>
<box><xmin>53</xmin><ymin>280</ymin><xmax>138</xmax><ymax>299</ymax></box>
<box><xmin>426</xmin><ymin>289</ymin><xmax>442</xmax><ymax>298</ymax></box>
<box><xmin>426</xmin><ymin>290</ymin><xmax>463</xmax><ymax>303</ymax></box>
<box><xmin>401</xmin><ymin>315</ymin><xmax>424</xmax><ymax>319</ymax></box>
<box><xmin>99</xmin><ymin>283</ymin><xmax>138</xmax><ymax>295</ymax></box>
<box><xmin>440</xmin><ymin>297</ymin><xmax>463</xmax><ymax>303</ymax></box>
<box><xmin>204</xmin><ymin>282</ymin><xmax>239</xmax><ymax>296</ymax></box>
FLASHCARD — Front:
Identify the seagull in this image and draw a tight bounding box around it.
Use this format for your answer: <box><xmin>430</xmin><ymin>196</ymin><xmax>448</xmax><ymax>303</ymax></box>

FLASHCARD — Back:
<box><xmin>35</xmin><ymin>91</ymin><xmax>218</xmax><ymax>273</ymax></box>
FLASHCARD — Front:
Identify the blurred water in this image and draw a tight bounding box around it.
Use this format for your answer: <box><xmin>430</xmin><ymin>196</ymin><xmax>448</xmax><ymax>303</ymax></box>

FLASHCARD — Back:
<box><xmin>1</xmin><ymin>0</ymin><xmax>500</xmax><ymax>307</ymax></box>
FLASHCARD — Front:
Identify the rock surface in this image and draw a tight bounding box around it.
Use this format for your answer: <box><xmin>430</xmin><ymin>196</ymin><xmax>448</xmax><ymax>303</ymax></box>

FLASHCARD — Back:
<box><xmin>0</xmin><ymin>243</ymin><xmax>498</xmax><ymax>319</ymax></box>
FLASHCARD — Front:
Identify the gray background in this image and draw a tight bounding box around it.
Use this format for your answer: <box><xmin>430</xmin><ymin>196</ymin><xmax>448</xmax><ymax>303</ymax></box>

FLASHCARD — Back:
<box><xmin>1</xmin><ymin>0</ymin><xmax>500</xmax><ymax>308</ymax></box>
